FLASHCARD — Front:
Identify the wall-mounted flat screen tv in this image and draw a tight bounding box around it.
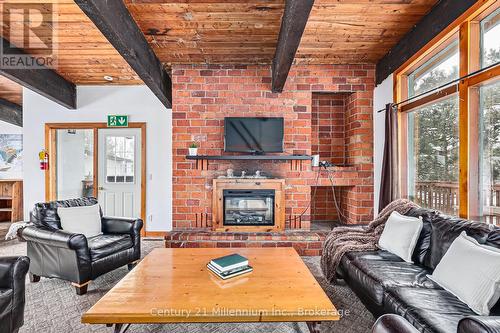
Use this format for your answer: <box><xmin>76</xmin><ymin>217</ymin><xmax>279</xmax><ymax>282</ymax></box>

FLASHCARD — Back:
<box><xmin>224</xmin><ymin>117</ymin><xmax>284</xmax><ymax>154</ymax></box>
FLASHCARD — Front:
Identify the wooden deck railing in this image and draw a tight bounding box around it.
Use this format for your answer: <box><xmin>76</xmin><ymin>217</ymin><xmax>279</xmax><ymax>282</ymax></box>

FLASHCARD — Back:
<box><xmin>414</xmin><ymin>181</ymin><xmax>500</xmax><ymax>226</ymax></box>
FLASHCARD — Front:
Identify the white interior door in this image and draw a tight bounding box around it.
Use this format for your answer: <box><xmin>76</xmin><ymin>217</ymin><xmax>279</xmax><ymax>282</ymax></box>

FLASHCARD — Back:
<box><xmin>98</xmin><ymin>128</ymin><xmax>141</xmax><ymax>218</ymax></box>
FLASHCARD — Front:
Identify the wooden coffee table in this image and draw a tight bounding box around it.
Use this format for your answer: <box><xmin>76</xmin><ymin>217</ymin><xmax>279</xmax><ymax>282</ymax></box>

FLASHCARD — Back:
<box><xmin>82</xmin><ymin>247</ymin><xmax>339</xmax><ymax>332</ymax></box>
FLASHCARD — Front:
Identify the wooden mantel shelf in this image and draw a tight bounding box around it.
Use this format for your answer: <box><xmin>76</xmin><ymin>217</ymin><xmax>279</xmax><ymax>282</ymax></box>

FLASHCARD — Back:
<box><xmin>186</xmin><ymin>155</ymin><xmax>312</xmax><ymax>161</ymax></box>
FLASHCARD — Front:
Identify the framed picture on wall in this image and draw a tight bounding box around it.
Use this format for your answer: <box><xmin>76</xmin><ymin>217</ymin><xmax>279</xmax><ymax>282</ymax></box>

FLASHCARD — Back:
<box><xmin>0</xmin><ymin>134</ymin><xmax>23</xmax><ymax>176</ymax></box>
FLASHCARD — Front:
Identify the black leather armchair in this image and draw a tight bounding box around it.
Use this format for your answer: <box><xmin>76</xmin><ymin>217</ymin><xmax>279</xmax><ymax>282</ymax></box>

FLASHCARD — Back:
<box><xmin>21</xmin><ymin>197</ymin><xmax>143</xmax><ymax>295</ymax></box>
<box><xmin>0</xmin><ymin>256</ymin><xmax>30</xmax><ymax>333</ymax></box>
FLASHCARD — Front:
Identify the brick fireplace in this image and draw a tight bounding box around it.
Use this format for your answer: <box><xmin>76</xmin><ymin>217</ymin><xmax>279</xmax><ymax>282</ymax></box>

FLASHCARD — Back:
<box><xmin>166</xmin><ymin>64</ymin><xmax>374</xmax><ymax>255</ymax></box>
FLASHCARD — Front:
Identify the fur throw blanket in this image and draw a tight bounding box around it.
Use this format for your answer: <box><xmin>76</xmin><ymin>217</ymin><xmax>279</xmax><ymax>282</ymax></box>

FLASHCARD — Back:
<box><xmin>320</xmin><ymin>198</ymin><xmax>419</xmax><ymax>283</ymax></box>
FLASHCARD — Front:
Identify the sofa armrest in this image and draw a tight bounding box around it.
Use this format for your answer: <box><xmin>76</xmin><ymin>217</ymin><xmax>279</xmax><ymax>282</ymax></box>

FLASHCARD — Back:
<box><xmin>371</xmin><ymin>314</ymin><xmax>419</xmax><ymax>333</ymax></box>
<box><xmin>458</xmin><ymin>316</ymin><xmax>500</xmax><ymax>333</ymax></box>
<box><xmin>0</xmin><ymin>256</ymin><xmax>29</xmax><ymax>290</ymax></box>
<box><xmin>21</xmin><ymin>226</ymin><xmax>88</xmax><ymax>250</ymax></box>
<box><xmin>101</xmin><ymin>216</ymin><xmax>143</xmax><ymax>236</ymax></box>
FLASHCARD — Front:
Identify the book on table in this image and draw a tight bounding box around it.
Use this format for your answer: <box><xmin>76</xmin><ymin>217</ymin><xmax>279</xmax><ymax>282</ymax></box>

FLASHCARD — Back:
<box><xmin>209</xmin><ymin>253</ymin><xmax>248</xmax><ymax>272</ymax></box>
<box><xmin>207</xmin><ymin>253</ymin><xmax>252</xmax><ymax>280</ymax></box>
<box><xmin>207</xmin><ymin>263</ymin><xmax>253</xmax><ymax>280</ymax></box>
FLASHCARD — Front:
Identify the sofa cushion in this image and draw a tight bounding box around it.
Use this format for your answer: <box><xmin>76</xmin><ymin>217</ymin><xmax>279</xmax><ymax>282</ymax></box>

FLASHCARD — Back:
<box><xmin>342</xmin><ymin>250</ymin><xmax>439</xmax><ymax>307</ymax></box>
<box><xmin>384</xmin><ymin>287</ymin><xmax>477</xmax><ymax>333</ymax></box>
<box><xmin>404</xmin><ymin>207</ymin><xmax>436</xmax><ymax>266</ymax></box>
<box><xmin>428</xmin><ymin>231</ymin><xmax>500</xmax><ymax>315</ymax></box>
<box><xmin>344</xmin><ymin>250</ymin><xmax>403</xmax><ymax>263</ymax></box>
<box><xmin>378</xmin><ymin>212</ymin><xmax>423</xmax><ymax>263</ymax></box>
<box><xmin>423</xmin><ymin>213</ymin><xmax>494</xmax><ymax>270</ymax></box>
<box><xmin>87</xmin><ymin>234</ymin><xmax>133</xmax><ymax>261</ymax></box>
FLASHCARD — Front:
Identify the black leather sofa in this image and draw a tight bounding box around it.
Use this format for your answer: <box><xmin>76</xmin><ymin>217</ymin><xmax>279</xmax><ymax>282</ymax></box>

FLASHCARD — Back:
<box><xmin>0</xmin><ymin>256</ymin><xmax>29</xmax><ymax>333</ymax></box>
<box><xmin>21</xmin><ymin>197</ymin><xmax>143</xmax><ymax>295</ymax></box>
<box><xmin>337</xmin><ymin>206</ymin><xmax>500</xmax><ymax>333</ymax></box>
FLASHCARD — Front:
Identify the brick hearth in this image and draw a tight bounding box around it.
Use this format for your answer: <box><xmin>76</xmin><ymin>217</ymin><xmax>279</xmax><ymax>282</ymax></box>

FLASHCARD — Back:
<box><xmin>164</xmin><ymin>230</ymin><xmax>328</xmax><ymax>256</ymax></box>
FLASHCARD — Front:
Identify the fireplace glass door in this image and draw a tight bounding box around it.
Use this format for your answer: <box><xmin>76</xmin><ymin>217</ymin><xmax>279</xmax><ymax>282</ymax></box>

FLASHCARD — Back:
<box><xmin>223</xmin><ymin>190</ymin><xmax>274</xmax><ymax>226</ymax></box>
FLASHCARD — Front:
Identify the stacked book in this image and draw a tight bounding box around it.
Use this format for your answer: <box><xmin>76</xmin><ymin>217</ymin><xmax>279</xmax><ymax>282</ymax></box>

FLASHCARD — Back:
<box><xmin>207</xmin><ymin>253</ymin><xmax>253</xmax><ymax>280</ymax></box>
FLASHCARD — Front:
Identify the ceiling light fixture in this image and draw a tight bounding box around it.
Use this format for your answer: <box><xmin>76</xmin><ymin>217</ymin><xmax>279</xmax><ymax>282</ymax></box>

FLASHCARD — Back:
<box><xmin>103</xmin><ymin>75</ymin><xmax>114</xmax><ymax>82</ymax></box>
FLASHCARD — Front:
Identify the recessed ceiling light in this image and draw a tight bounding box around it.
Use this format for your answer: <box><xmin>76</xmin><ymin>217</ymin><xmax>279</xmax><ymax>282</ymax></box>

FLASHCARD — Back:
<box><xmin>103</xmin><ymin>75</ymin><xmax>114</xmax><ymax>82</ymax></box>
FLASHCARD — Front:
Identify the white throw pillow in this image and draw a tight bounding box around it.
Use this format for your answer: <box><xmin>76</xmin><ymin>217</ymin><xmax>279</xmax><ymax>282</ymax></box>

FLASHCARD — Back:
<box><xmin>428</xmin><ymin>231</ymin><xmax>500</xmax><ymax>315</ymax></box>
<box><xmin>57</xmin><ymin>204</ymin><xmax>102</xmax><ymax>238</ymax></box>
<box><xmin>378</xmin><ymin>211</ymin><xmax>423</xmax><ymax>263</ymax></box>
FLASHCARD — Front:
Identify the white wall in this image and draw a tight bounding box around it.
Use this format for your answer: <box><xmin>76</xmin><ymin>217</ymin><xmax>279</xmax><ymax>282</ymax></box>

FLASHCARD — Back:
<box><xmin>0</xmin><ymin>121</ymin><xmax>23</xmax><ymax>179</ymax></box>
<box><xmin>373</xmin><ymin>74</ymin><xmax>393</xmax><ymax>214</ymax></box>
<box><xmin>23</xmin><ymin>86</ymin><xmax>172</xmax><ymax>231</ymax></box>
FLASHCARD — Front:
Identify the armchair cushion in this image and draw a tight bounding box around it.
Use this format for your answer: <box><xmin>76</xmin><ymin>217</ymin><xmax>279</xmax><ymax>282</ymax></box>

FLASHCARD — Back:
<box><xmin>88</xmin><ymin>234</ymin><xmax>133</xmax><ymax>261</ymax></box>
<box><xmin>58</xmin><ymin>204</ymin><xmax>102</xmax><ymax>238</ymax></box>
<box><xmin>30</xmin><ymin>197</ymin><xmax>102</xmax><ymax>230</ymax></box>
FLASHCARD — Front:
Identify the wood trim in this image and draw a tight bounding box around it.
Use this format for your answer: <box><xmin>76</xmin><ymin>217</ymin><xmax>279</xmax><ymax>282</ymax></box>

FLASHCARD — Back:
<box><xmin>44</xmin><ymin>122</ymin><xmax>147</xmax><ymax>232</ymax></box>
<box><xmin>212</xmin><ymin>179</ymin><xmax>285</xmax><ymax>232</ymax></box>
<box><xmin>461</xmin><ymin>64</ymin><xmax>500</xmax><ymax>87</ymax></box>
<box><xmin>400</xmin><ymin>85</ymin><xmax>459</xmax><ymax>113</ymax></box>
<box><xmin>143</xmin><ymin>231</ymin><xmax>166</xmax><ymax>238</ymax></box>
<box><xmin>93</xmin><ymin>128</ymin><xmax>99</xmax><ymax>198</ymax></box>
<box><xmin>458</xmin><ymin>22</ymin><xmax>470</xmax><ymax>218</ymax></box>
<box><xmin>140</xmin><ymin>123</ymin><xmax>147</xmax><ymax>237</ymax></box>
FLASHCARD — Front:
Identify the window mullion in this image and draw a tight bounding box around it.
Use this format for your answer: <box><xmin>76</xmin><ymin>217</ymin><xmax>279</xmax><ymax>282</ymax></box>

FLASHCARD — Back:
<box><xmin>458</xmin><ymin>21</ymin><xmax>470</xmax><ymax>218</ymax></box>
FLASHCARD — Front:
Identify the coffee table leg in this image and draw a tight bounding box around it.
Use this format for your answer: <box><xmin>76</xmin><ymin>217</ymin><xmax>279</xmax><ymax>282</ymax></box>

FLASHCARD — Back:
<box><xmin>108</xmin><ymin>323</ymin><xmax>131</xmax><ymax>333</ymax></box>
<box><xmin>306</xmin><ymin>321</ymin><xmax>321</xmax><ymax>333</ymax></box>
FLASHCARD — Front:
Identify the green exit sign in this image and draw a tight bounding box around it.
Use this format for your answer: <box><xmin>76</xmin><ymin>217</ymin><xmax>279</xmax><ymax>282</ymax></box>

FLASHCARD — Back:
<box><xmin>107</xmin><ymin>115</ymin><xmax>129</xmax><ymax>127</ymax></box>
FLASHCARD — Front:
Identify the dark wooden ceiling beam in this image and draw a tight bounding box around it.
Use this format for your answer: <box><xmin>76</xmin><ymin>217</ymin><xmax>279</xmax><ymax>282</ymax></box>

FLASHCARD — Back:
<box><xmin>0</xmin><ymin>98</ymin><xmax>22</xmax><ymax>127</ymax></box>
<box><xmin>74</xmin><ymin>0</ymin><xmax>172</xmax><ymax>108</ymax></box>
<box><xmin>1</xmin><ymin>38</ymin><xmax>76</xmax><ymax>109</ymax></box>
<box><xmin>271</xmin><ymin>0</ymin><xmax>315</xmax><ymax>93</ymax></box>
<box><xmin>376</xmin><ymin>0</ymin><xmax>478</xmax><ymax>85</ymax></box>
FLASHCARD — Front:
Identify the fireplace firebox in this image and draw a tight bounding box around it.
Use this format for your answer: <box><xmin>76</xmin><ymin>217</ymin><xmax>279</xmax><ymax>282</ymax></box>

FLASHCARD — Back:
<box><xmin>212</xmin><ymin>179</ymin><xmax>285</xmax><ymax>232</ymax></box>
<box><xmin>223</xmin><ymin>189</ymin><xmax>274</xmax><ymax>226</ymax></box>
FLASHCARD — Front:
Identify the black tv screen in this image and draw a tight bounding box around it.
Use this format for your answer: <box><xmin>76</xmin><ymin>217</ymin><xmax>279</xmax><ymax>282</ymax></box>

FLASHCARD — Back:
<box><xmin>224</xmin><ymin>117</ymin><xmax>284</xmax><ymax>153</ymax></box>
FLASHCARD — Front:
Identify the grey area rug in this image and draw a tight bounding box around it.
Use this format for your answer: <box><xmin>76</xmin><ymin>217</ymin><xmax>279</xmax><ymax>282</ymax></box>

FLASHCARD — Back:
<box><xmin>0</xmin><ymin>240</ymin><xmax>374</xmax><ymax>333</ymax></box>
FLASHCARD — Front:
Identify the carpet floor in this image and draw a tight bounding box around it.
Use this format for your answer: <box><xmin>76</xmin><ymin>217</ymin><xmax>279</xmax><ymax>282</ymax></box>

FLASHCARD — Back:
<box><xmin>0</xmin><ymin>240</ymin><xmax>374</xmax><ymax>333</ymax></box>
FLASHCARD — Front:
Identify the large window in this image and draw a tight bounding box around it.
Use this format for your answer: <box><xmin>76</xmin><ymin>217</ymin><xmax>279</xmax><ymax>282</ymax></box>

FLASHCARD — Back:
<box><xmin>395</xmin><ymin>1</ymin><xmax>500</xmax><ymax>223</ymax></box>
<box><xmin>408</xmin><ymin>97</ymin><xmax>459</xmax><ymax>215</ymax></box>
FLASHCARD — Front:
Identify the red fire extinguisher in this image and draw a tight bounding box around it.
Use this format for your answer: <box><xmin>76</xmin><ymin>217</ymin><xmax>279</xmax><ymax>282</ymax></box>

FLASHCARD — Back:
<box><xmin>39</xmin><ymin>150</ymin><xmax>49</xmax><ymax>170</ymax></box>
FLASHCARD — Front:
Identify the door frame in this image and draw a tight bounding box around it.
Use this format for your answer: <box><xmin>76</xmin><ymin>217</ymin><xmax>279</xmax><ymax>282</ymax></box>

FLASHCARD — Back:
<box><xmin>44</xmin><ymin>122</ymin><xmax>147</xmax><ymax>235</ymax></box>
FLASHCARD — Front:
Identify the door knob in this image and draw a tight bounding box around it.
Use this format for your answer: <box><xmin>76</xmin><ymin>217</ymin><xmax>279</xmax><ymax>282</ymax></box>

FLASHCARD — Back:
<box><xmin>98</xmin><ymin>186</ymin><xmax>104</xmax><ymax>190</ymax></box>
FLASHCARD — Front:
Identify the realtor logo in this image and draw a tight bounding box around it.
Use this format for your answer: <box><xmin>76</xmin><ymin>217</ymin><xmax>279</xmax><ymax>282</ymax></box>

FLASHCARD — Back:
<box><xmin>0</xmin><ymin>3</ymin><xmax>57</xmax><ymax>69</ymax></box>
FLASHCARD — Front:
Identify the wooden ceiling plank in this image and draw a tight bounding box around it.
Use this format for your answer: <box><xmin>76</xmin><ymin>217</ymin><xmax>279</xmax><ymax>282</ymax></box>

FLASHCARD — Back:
<box><xmin>74</xmin><ymin>0</ymin><xmax>172</xmax><ymax>108</ymax></box>
<box><xmin>0</xmin><ymin>38</ymin><xmax>76</xmax><ymax>109</ymax></box>
<box><xmin>272</xmin><ymin>0</ymin><xmax>315</xmax><ymax>93</ymax></box>
<box><xmin>0</xmin><ymin>97</ymin><xmax>22</xmax><ymax>127</ymax></box>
